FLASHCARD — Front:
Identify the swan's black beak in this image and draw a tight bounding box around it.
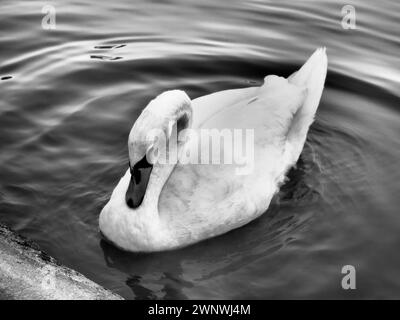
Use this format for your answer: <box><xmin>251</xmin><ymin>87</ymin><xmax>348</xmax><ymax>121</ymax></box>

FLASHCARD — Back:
<box><xmin>125</xmin><ymin>155</ymin><xmax>153</xmax><ymax>209</ymax></box>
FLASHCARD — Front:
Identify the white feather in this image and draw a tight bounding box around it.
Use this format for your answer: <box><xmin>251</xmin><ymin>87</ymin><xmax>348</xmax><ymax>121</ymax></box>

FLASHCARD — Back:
<box><xmin>99</xmin><ymin>48</ymin><xmax>328</xmax><ymax>252</ymax></box>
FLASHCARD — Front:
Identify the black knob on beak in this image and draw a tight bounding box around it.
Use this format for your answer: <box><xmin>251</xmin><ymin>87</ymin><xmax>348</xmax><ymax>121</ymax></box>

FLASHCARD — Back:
<box><xmin>126</xmin><ymin>155</ymin><xmax>153</xmax><ymax>209</ymax></box>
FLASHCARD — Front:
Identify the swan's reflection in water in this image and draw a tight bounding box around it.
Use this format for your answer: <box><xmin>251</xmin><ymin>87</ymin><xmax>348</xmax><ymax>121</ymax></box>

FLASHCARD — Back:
<box><xmin>100</xmin><ymin>144</ymin><xmax>321</xmax><ymax>299</ymax></box>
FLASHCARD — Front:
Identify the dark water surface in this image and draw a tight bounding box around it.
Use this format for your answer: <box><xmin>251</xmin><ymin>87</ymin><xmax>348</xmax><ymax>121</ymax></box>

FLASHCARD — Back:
<box><xmin>1</xmin><ymin>0</ymin><xmax>400</xmax><ymax>299</ymax></box>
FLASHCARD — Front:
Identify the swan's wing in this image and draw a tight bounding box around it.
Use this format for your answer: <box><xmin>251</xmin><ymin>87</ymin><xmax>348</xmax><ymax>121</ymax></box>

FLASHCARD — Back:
<box><xmin>158</xmin><ymin>77</ymin><xmax>307</xmax><ymax>242</ymax></box>
<box><xmin>191</xmin><ymin>87</ymin><xmax>259</xmax><ymax>128</ymax></box>
<box><xmin>197</xmin><ymin>76</ymin><xmax>307</xmax><ymax>147</ymax></box>
<box><xmin>191</xmin><ymin>48</ymin><xmax>327</xmax><ymax>144</ymax></box>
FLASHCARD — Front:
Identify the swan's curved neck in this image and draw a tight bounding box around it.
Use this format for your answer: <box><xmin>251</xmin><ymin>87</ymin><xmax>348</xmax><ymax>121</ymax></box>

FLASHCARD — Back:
<box><xmin>141</xmin><ymin>162</ymin><xmax>175</xmax><ymax>215</ymax></box>
<box><xmin>130</xmin><ymin>90</ymin><xmax>193</xmax><ymax>219</ymax></box>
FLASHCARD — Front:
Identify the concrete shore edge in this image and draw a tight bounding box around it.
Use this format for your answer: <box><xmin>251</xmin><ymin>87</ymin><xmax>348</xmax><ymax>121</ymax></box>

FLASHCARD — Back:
<box><xmin>0</xmin><ymin>224</ymin><xmax>123</xmax><ymax>300</ymax></box>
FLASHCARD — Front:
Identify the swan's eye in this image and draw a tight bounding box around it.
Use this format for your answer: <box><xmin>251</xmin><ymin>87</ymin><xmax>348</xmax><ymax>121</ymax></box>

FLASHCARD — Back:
<box><xmin>126</xmin><ymin>155</ymin><xmax>153</xmax><ymax>209</ymax></box>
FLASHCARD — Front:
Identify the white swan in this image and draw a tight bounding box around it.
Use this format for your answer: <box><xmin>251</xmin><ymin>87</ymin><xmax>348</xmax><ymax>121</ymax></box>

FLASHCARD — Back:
<box><xmin>99</xmin><ymin>48</ymin><xmax>328</xmax><ymax>252</ymax></box>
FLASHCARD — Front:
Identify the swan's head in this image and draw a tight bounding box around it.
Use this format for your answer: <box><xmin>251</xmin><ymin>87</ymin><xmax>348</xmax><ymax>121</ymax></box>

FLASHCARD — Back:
<box><xmin>125</xmin><ymin>90</ymin><xmax>192</xmax><ymax>209</ymax></box>
<box><xmin>99</xmin><ymin>90</ymin><xmax>192</xmax><ymax>251</ymax></box>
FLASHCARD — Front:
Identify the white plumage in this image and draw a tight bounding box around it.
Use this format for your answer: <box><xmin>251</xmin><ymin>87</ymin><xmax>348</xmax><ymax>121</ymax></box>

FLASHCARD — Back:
<box><xmin>99</xmin><ymin>48</ymin><xmax>328</xmax><ymax>252</ymax></box>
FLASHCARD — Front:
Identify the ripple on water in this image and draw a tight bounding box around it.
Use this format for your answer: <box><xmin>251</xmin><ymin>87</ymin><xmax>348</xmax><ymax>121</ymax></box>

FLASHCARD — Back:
<box><xmin>0</xmin><ymin>0</ymin><xmax>399</xmax><ymax>299</ymax></box>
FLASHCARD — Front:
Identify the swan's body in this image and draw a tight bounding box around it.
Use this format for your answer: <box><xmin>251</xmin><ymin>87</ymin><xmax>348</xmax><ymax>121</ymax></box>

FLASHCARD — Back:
<box><xmin>99</xmin><ymin>48</ymin><xmax>328</xmax><ymax>252</ymax></box>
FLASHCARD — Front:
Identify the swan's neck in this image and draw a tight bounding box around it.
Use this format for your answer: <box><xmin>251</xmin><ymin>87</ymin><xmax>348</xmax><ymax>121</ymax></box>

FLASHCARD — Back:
<box><xmin>139</xmin><ymin>128</ymin><xmax>185</xmax><ymax>221</ymax></box>
<box><xmin>141</xmin><ymin>162</ymin><xmax>175</xmax><ymax>215</ymax></box>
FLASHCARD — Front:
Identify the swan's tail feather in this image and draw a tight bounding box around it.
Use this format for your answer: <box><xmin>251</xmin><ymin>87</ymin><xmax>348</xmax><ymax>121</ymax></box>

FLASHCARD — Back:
<box><xmin>286</xmin><ymin>47</ymin><xmax>327</xmax><ymax>151</ymax></box>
